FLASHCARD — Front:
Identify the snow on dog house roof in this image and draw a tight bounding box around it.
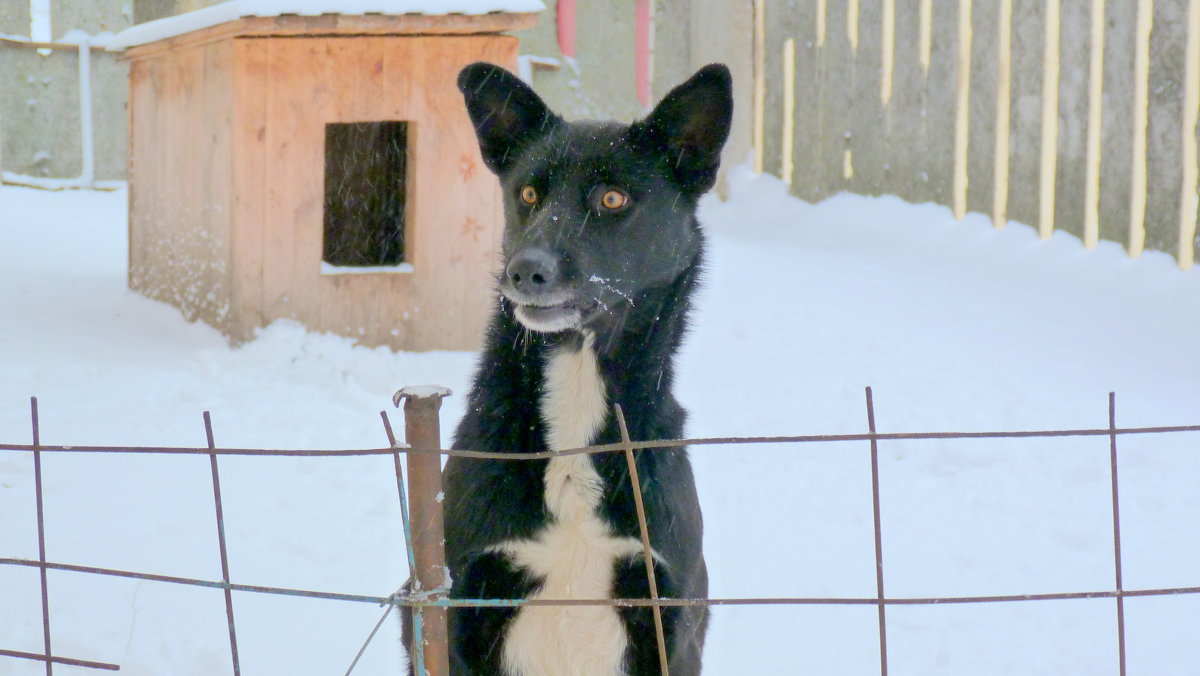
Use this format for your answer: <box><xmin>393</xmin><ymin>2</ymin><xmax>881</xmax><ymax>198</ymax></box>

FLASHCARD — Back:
<box><xmin>109</xmin><ymin>0</ymin><xmax>545</xmax><ymax>50</ymax></box>
<box><xmin>119</xmin><ymin>0</ymin><xmax>540</xmax><ymax>351</ymax></box>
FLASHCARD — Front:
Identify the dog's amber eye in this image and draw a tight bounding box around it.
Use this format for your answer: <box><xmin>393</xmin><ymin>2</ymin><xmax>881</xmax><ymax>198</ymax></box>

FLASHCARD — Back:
<box><xmin>519</xmin><ymin>185</ymin><xmax>538</xmax><ymax>205</ymax></box>
<box><xmin>600</xmin><ymin>189</ymin><xmax>629</xmax><ymax>210</ymax></box>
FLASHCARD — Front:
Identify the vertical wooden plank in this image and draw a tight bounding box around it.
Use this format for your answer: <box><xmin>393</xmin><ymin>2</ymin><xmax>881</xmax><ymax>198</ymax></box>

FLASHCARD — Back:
<box><xmin>126</xmin><ymin>41</ymin><xmax>234</xmax><ymax>334</ymax></box>
<box><xmin>881</xmin><ymin>0</ymin><xmax>895</xmax><ymax>104</ymax></box>
<box><xmin>314</xmin><ymin>36</ymin><xmax>377</xmax><ymax>338</ymax></box>
<box><xmin>1083</xmin><ymin>0</ymin><xmax>1107</xmax><ymax>248</ymax></box>
<box><xmin>752</xmin><ymin>0</ymin><xmax>765</xmax><ymax>174</ymax></box>
<box><xmin>205</xmin><ymin>39</ymin><xmax>235</xmax><ymax>334</ymax></box>
<box><xmin>918</xmin><ymin>0</ymin><xmax>932</xmax><ymax>74</ymax></box>
<box><xmin>127</xmin><ymin>55</ymin><xmax>150</xmax><ymax>295</ymax></box>
<box><xmin>231</xmin><ymin>39</ymin><xmax>268</xmax><ymax>343</ymax></box>
<box><xmin>1038</xmin><ymin>0</ymin><xmax>1060</xmax><ymax>239</ymax></box>
<box><xmin>847</xmin><ymin>0</ymin><xmax>859</xmax><ymax>51</ymax></box>
<box><xmin>260</xmin><ymin>37</ymin><xmax>297</xmax><ymax>321</ymax></box>
<box><xmin>816</xmin><ymin>0</ymin><xmax>827</xmax><ymax>47</ymax></box>
<box><xmin>781</xmin><ymin>37</ymin><xmax>795</xmax><ymax>186</ymax></box>
<box><xmin>1128</xmin><ymin>0</ymin><xmax>1152</xmax><ymax>256</ymax></box>
<box><xmin>992</xmin><ymin>0</ymin><xmax>1013</xmax><ymax>228</ymax></box>
<box><xmin>381</xmin><ymin>34</ymin><xmax>419</xmax><ymax>348</ymax></box>
<box><xmin>758</xmin><ymin>0</ymin><xmax>781</xmax><ymax>182</ymax></box>
<box><xmin>951</xmin><ymin>0</ymin><xmax>972</xmax><ymax>220</ymax></box>
<box><xmin>1180</xmin><ymin>0</ymin><xmax>1200</xmax><ymax>268</ymax></box>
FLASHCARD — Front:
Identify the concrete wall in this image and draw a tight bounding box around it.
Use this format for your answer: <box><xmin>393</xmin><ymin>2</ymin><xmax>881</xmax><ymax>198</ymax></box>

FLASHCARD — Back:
<box><xmin>0</xmin><ymin>0</ymin><xmax>130</xmax><ymax>181</ymax></box>
<box><xmin>759</xmin><ymin>0</ymin><xmax>1200</xmax><ymax>267</ymax></box>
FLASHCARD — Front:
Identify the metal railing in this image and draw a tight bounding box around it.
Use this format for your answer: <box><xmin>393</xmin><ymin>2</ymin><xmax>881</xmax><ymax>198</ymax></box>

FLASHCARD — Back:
<box><xmin>3</xmin><ymin>388</ymin><xmax>1200</xmax><ymax>674</ymax></box>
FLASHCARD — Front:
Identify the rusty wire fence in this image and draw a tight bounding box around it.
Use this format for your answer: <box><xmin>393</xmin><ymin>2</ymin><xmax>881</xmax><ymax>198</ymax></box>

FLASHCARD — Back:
<box><xmin>3</xmin><ymin>387</ymin><xmax>1200</xmax><ymax>675</ymax></box>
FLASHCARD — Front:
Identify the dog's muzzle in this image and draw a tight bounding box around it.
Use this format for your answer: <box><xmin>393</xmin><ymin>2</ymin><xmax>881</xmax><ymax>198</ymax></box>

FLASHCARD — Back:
<box><xmin>502</xmin><ymin>247</ymin><xmax>586</xmax><ymax>333</ymax></box>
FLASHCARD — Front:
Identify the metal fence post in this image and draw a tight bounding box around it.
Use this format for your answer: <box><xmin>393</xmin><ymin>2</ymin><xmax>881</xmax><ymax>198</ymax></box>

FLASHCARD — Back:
<box><xmin>393</xmin><ymin>386</ymin><xmax>452</xmax><ymax>676</ymax></box>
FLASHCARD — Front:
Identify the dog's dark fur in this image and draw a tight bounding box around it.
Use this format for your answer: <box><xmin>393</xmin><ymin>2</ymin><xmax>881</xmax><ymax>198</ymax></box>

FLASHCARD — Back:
<box><xmin>404</xmin><ymin>62</ymin><xmax>732</xmax><ymax>676</ymax></box>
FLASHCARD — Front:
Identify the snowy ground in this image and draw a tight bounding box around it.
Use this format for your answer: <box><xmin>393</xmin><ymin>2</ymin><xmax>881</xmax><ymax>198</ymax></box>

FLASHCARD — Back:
<box><xmin>2</xmin><ymin>168</ymin><xmax>1198</xmax><ymax>675</ymax></box>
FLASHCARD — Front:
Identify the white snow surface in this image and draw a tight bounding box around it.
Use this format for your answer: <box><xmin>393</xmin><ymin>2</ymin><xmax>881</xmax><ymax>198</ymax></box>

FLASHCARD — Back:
<box><xmin>2</xmin><ymin>167</ymin><xmax>1199</xmax><ymax>674</ymax></box>
<box><xmin>107</xmin><ymin>0</ymin><xmax>546</xmax><ymax>50</ymax></box>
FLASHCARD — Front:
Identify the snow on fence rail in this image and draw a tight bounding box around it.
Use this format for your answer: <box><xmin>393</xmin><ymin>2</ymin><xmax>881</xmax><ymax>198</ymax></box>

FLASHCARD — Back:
<box><xmin>752</xmin><ymin>0</ymin><xmax>1200</xmax><ymax>269</ymax></box>
<box><xmin>3</xmin><ymin>388</ymin><xmax>1200</xmax><ymax>675</ymax></box>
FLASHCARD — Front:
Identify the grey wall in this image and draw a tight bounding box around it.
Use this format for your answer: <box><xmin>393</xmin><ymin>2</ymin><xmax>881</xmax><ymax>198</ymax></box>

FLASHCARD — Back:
<box><xmin>0</xmin><ymin>0</ymin><xmax>130</xmax><ymax>180</ymax></box>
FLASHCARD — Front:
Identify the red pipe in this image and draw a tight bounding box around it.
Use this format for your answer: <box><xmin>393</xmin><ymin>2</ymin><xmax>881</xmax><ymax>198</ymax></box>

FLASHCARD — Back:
<box><xmin>557</xmin><ymin>0</ymin><xmax>576</xmax><ymax>59</ymax></box>
<box><xmin>635</xmin><ymin>0</ymin><xmax>652</xmax><ymax>108</ymax></box>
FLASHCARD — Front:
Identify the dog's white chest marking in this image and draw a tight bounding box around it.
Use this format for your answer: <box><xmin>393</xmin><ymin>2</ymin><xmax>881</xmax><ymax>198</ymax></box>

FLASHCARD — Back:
<box><xmin>498</xmin><ymin>334</ymin><xmax>643</xmax><ymax>676</ymax></box>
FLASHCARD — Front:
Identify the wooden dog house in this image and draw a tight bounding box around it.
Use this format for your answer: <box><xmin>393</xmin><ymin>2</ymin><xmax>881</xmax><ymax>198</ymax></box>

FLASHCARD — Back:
<box><xmin>113</xmin><ymin>3</ymin><xmax>540</xmax><ymax>350</ymax></box>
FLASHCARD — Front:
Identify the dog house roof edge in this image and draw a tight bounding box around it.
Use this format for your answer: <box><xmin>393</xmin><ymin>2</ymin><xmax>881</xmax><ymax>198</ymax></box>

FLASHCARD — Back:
<box><xmin>108</xmin><ymin>0</ymin><xmax>545</xmax><ymax>50</ymax></box>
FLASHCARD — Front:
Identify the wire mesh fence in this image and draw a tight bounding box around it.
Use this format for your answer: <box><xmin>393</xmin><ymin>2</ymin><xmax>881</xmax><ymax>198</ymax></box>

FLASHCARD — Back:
<box><xmin>2</xmin><ymin>388</ymin><xmax>1200</xmax><ymax>675</ymax></box>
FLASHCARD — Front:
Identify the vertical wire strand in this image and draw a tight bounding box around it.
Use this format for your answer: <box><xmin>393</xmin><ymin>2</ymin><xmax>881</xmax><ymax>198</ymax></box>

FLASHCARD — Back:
<box><xmin>1108</xmin><ymin>393</ymin><xmax>1127</xmax><ymax>676</ymax></box>
<box><xmin>614</xmin><ymin>405</ymin><xmax>670</xmax><ymax>676</ymax></box>
<box><xmin>31</xmin><ymin>397</ymin><xmax>52</xmax><ymax>676</ymax></box>
<box><xmin>865</xmin><ymin>388</ymin><xmax>888</xmax><ymax>676</ymax></box>
<box><xmin>204</xmin><ymin>412</ymin><xmax>241</xmax><ymax>676</ymax></box>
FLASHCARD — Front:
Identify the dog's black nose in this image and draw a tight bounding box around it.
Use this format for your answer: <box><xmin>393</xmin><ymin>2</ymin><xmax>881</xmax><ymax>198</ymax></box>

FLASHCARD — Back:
<box><xmin>506</xmin><ymin>248</ymin><xmax>560</xmax><ymax>293</ymax></box>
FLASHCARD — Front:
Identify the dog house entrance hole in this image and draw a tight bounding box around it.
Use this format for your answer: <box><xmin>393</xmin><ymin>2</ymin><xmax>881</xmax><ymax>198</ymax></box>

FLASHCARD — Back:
<box><xmin>323</xmin><ymin>121</ymin><xmax>408</xmax><ymax>268</ymax></box>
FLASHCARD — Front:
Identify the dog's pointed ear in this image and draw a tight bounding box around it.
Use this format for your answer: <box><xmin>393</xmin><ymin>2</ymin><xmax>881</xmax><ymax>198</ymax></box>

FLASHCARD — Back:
<box><xmin>458</xmin><ymin>62</ymin><xmax>561</xmax><ymax>175</ymax></box>
<box><xmin>634</xmin><ymin>63</ymin><xmax>733</xmax><ymax>194</ymax></box>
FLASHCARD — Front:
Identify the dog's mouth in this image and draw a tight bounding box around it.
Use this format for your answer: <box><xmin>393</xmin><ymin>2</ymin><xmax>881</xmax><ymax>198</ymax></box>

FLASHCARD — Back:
<box><xmin>512</xmin><ymin>300</ymin><xmax>584</xmax><ymax>333</ymax></box>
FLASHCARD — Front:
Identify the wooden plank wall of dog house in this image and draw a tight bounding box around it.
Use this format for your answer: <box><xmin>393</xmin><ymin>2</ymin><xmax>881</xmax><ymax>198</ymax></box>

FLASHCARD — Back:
<box><xmin>256</xmin><ymin>36</ymin><xmax>340</xmax><ymax>339</ymax></box>
<box><xmin>127</xmin><ymin>38</ymin><xmax>235</xmax><ymax>335</ymax></box>
<box><xmin>405</xmin><ymin>35</ymin><xmax>513</xmax><ymax>351</ymax></box>
<box><xmin>317</xmin><ymin>36</ymin><xmax>412</xmax><ymax>346</ymax></box>
<box><xmin>229</xmin><ymin>37</ymin><xmax>268</xmax><ymax>344</ymax></box>
<box><xmin>246</xmin><ymin>34</ymin><xmax>512</xmax><ymax>351</ymax></box>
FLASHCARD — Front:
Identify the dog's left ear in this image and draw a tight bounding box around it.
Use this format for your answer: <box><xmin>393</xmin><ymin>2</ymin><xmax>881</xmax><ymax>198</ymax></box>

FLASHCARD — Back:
<box><xmin>634</xmin><ymin>63</ymin><xmax>733</xmax><ymax>194</ymax></box>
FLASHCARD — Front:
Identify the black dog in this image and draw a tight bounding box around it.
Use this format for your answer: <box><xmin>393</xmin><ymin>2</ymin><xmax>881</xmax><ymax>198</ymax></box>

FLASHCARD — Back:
<box><xmin>409</xmin><ymin>62</ymin><xmax>731</xmax><ymax>676</ymax></box>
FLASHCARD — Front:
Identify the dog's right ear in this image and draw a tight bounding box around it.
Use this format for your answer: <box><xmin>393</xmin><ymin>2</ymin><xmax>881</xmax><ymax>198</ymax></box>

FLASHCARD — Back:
<box><xmin>458</xmin><ymin>63</ymin><xmax>560</xmax><ymax>175</ymax></box>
